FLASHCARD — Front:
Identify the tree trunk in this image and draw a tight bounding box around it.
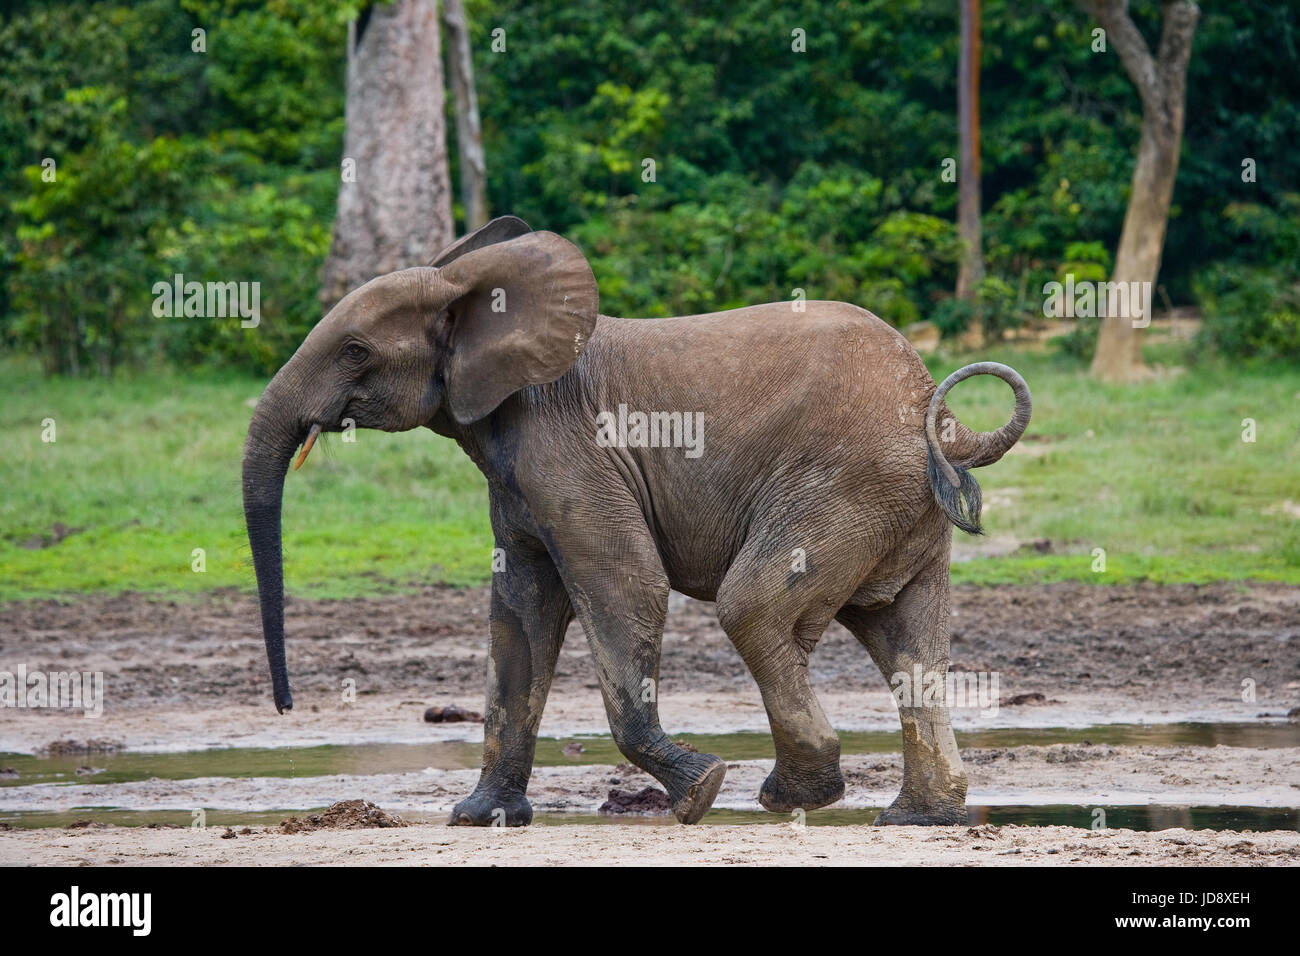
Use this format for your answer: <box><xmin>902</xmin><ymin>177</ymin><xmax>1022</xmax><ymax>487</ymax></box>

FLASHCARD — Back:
<box><xmin>443</xmin><ymin>0</ymin><xmax>488</xmax><ymax>231</ymax></box>
<box><xmin>1091</xmin><ymin>120</ymin><xmax>1181</xmax><ymax>380</ymax></box>
<box><xmin>1078</xmin><ymin>0</ymin><xmax>1199</xmax><ymax>383</ymax></box>
<box><xmin>956</xmin><ymin>0</ymin><xmax>984</xmax><ymax>304</ymax></box>
<box><xmin>319</xmin><ymin>0</ymin><xmax>454</xmax><ymax>314</ymax></box>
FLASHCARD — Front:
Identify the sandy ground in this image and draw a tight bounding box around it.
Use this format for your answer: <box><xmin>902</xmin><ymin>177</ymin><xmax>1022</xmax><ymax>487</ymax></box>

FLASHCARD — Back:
<box><xmin>3</xmin><ymin>821</ymin><xmax>1298</xmax><ymax>867</ymax></box>
<box><xmin>2</xmin><ymin>582</ymin><xmax>1298</xmax><ymax>865</ymax></box>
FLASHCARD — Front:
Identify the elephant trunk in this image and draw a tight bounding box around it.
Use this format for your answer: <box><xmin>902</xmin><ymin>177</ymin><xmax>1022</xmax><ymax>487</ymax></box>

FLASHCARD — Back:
<box><xmin>242</xmin><ymin>377</ymin><xmax>303</xmax><ymax>713</ymax></box>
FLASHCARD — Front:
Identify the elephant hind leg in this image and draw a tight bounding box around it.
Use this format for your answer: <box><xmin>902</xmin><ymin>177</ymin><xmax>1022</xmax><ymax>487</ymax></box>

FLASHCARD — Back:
<box><xmin>837</xmin><ymin>554</ymin><xmax>969</xmax><ymax>825</ymax></box>
<box><xmin>716</xmin><ymin>563</ymin><xmax>849</xmax><ymax>814</ymax></box>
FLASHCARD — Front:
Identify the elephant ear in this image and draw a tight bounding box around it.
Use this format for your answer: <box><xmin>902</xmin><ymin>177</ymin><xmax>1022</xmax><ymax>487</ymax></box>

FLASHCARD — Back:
<box><xmin>439</xmin><ymin>231</ymin><xmax>598</xmax><ymax>424</ymax></box>
<box><xmin>428</xmin><ymin>216</ymin><xmax>532</xmax><ymax>268</ymax></box>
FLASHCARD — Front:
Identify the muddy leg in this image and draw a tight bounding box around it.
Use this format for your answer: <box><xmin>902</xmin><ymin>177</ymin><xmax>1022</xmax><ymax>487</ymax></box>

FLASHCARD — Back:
<box><xmin>550</xmin><ymin>515</ymin><xmax>725</xmax><ymax>824</ymax></box>
<box><xmin>716</xmin><ymin>570</ymin><xmax>845</xmax><ymax>813</ymax></box>
<box><xmin>449</xmin><ymin>547</ymin><xmax>571</xmax><ymax>827</ymax></box>
<box><xmin>838</xmin><ymin>554</ymin><xmax>968</xmax><ymax>825</ymax></box>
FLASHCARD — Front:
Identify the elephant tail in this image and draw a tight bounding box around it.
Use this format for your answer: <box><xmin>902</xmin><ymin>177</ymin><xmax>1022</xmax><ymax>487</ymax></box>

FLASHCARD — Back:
<box><xmin>924</xmin><ymin>362</ymin><xmax>1033</xmax><ymax>535</ymax></box>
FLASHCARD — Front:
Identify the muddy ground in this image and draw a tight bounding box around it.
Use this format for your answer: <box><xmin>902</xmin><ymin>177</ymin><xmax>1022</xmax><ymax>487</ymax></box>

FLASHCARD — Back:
<box><xmin>2</xmin><ymin>581</ymin><xmax>1297</xmax><ymax>747</ymax></box>
<box><xmin>1</xmin><ymin>582</ymin><xmax>1298</xmax><ymax>865</ymax></box>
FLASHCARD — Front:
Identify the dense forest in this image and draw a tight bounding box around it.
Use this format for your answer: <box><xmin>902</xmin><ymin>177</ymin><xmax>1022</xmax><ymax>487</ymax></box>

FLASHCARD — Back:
<box><xmin>1</xmin><ymin>0</ymin><xmax>1297</xmax><ymax>375</ymax></box>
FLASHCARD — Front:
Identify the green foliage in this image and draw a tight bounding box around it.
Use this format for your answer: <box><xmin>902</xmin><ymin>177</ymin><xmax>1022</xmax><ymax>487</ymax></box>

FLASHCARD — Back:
<box><xmin>1051</xmin><ymin>318</ymin><xmax>1099</xmax><ymax>363</ymax></box>
<box><xmin>0</xmin><ymin>0</ymin><xmax>343</xmax><ymax>374</ymax></box>
<box><xmin>3</xmin><ymin>0</ymin><xmax>1300</xmax><ymax>375</ymax></box>
<box><xmin>7</xmin><ymin>100</ymin><xmax>204</xmax><ymax>374</ymax></box>
<box><xmin>1194</xmin><ymin>198</ymin><xmax>1300</xmax><ymax>362</ymax></box>
<box><xmin>932</xmin><ymin>276</ymin><xmax>1022</xmax><ymax>340</ymax></box>
<box><xmin>1057</xmin><ymin>242</ymin><xmax>1111</xmax><ymax>282</ymax></box>
<box><xmin>472</xmin><ymin>0</ymin><xmax>1299</xmax><ymax>345</ymax></box>
<box><xmin>156</xmin><ymin>172</ymin><xmax>334</xmax><ymax>373</ymax></box>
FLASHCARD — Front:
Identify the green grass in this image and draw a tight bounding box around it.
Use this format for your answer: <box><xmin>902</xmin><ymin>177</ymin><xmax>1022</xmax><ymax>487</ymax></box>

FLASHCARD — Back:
<box><xmin>932</xmin><ymin>344</ymin><xmax>1300</xmax><ymax>585</ymax></box>
<box><xmin>1</xmin><ymin>362</ymin><xmax>492</xmax><ymax>600</ymax></box>
<box><xmin>2</xmin><ymin>344</ymin><xmax>1298</xmax><ymax>601</ymax></box>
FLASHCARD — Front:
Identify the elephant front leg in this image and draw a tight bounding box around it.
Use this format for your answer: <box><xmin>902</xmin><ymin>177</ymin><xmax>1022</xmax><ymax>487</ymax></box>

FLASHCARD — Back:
<box><xmin>546</xmin><ymin>510</ymin><xmax>726</xmax><ymax>824</ymax></box>
<box><xmin>448</xmin><ymin>551</ymin><xmax>571</xmax><ymax>827</ymax></box>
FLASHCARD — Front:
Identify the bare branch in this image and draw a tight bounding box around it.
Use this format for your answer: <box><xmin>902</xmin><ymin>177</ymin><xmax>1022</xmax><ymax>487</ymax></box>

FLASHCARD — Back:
<box><xmin>1075</xmin><ymin>0</ymin><xmax>1160</xmax><ymax>114</ymax></box>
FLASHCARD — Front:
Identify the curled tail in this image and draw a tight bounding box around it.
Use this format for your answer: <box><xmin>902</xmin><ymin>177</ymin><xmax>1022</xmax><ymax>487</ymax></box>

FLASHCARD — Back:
<box><xmin>924</xmin><ymin>361</ymin><xmax>1033</xmax><ymax>535</ymax></box>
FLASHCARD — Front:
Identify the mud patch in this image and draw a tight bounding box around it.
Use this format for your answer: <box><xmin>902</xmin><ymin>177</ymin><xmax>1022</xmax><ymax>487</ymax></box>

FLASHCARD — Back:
<box><xmin>1043</xmin><ymin>744</ymin><xmax>1120</xmax><ymax>763</ymax></box>
<box><xmin>279</xmin><ymin>799</ymin><xmax>408</xmax><ymax>833</ymax></box>
<box><xmin>17</xmin><ymin>522</ymin><xmax>84</xmax><ymax>550</ymax></box>
<box><xmin>38</xmin><ymin>739</ymin><xmax>123</xmax><ymax>756</ymax></box>
<box><xmin>422</xmin><ymin>705</ymin><xmax>482</xmax><ymax>723</ymax></box>
<box><xmin>3</xmin><ymin>581</ymin><xmax>1295</xmax><ymax>715</ymax></box>
<box><xmin>1001</xmin><ymin>693</ymin><xmax>1056</xmax><ymax>706</ymax></box>
<box><xmin>598</xmin><ymin>786</ymin><xmax>672</xmax><ymax>815</ymax></box>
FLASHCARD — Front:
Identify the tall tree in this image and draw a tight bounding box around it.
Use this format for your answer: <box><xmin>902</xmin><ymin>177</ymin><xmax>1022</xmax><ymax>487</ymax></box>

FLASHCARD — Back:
<box><xmin>955</xmin><ymin>0</ymin><xmax>984</xmax><ymax>306</ymax></box>
<box><xmin>1077</xmin><ymin>0</ymin><xmax>1199</xmax><ymax>382</ymax></box>
<box><xmin>442</xmin><ymin>0</ymin><xmax>488</xmax><ymax>231</ymax></box>
<box><xmin>320</xmin><ymin>0</ymin><xmax>454</xmax><ymax>314</ymax></box>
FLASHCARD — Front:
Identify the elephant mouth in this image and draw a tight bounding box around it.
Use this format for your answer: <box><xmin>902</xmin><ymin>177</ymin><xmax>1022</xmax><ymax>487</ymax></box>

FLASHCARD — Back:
<box><xmin>293</xmin><ymin>423</ymin><xmax>322</xmax><ymax>471</ymax></box>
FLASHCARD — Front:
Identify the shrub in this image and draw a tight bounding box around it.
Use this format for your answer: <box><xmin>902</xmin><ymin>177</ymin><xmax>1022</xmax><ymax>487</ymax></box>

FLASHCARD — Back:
<box><xmin>1194</xmin><ymin>199</ymin><xmax>1300</xmax><ymax>362</ymax></box>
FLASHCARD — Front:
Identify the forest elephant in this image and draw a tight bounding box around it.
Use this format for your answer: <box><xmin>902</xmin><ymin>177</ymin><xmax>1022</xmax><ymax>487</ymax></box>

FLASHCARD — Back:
<box><xmin>243</xmin><ymin>216</ymin><xmax>1031</xmax><ymax>827</ymax></box>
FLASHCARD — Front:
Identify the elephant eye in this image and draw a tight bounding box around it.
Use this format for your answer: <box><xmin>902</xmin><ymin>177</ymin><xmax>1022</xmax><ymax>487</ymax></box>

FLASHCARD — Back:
<box><xmin>342</xmin><ymin>343</ymin><xmax>369</xmax><ymax>363</ymax></box>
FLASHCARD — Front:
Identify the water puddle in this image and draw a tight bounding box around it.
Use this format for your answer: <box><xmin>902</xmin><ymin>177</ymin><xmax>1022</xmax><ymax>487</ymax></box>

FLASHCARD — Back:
<box><xmin>2</xmin><ymin>721</ymin><xmax>1293</xmax><ymax>789</ymax></box>
<box><xmin>2</xmin><ymin>804</ymin><xmax>1295</xmax><ymax>832</ymax></box>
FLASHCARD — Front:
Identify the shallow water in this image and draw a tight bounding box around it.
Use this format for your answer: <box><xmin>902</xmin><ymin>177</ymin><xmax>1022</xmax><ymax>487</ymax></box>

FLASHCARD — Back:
<box><xmin>2</xmin><ymin>721</ymin><xmax>1294</xmax><ymax>789</ymax></box>
<box><xmin>3</xmin><ymin>804</ymin><xmax>1296</xmax><ymax>832</ymax></box>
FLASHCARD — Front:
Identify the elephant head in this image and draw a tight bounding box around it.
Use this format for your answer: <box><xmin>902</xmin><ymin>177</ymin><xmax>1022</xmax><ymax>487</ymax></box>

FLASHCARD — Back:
<box><xmin>242</xmin><ymin>217</ymin><xmax>598</xmax><ymax>713</ymax></box>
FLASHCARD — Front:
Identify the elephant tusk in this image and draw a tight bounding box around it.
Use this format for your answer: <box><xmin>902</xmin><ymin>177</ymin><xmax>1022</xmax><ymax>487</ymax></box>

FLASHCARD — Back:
<box><xmin>293</xmin><ymin>424</ymin><xmax>321</xmax><ymax>471</ymax></box>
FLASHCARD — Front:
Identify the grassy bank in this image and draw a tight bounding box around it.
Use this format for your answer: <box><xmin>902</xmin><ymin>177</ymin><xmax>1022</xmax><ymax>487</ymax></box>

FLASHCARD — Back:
<box><xmin>2</xmin><ymin>346</ymin><xmax>1297</xmax><ymax>601</ymax></box>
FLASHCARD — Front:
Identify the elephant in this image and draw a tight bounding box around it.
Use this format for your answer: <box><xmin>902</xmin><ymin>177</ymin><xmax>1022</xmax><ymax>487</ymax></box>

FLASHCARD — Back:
<box><xmin>242</xmin><ymin>216</ymin><xmax>1031</xmax><ymax>827</ymax></box>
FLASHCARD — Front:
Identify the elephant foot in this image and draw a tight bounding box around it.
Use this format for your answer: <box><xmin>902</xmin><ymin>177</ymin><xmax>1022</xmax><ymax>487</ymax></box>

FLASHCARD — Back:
<box><xmin>666</xmin><ymin>753</ymin><xmax>727</xmax><ymax>824</ymax></box>
<box><xmin>758</xmin><ymin>761</ymin><xmax>845</xmax><ymax>813</ymax></box>
<box><xmin>873</xmin><ymin>799</ymin><xmax>968</xmax><ymax>826</ymax></box>
<box><xmin>447</xmin><ymin>789</ymin><xmax>533</xmax><ymax>827</ymax></box>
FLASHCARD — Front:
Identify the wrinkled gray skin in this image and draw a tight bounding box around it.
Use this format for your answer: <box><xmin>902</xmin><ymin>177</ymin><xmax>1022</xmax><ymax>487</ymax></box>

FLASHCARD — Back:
<box><xmin>243</xmin><ymin>217</ymin><xmax>1032</xmax><ymax>827</ymax></box>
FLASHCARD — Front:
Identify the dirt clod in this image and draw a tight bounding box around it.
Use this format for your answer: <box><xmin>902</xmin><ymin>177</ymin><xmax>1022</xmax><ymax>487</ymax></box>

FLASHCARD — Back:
<box><xmin>19</xmin><ymin>522</ymin><xmax>84</xmax><ymax>550</ymax></box>
<box><xmin>39</xmin><ymin>739</ymin><xmax>124</xmax><ymax>756</ymax></box>
<box><xmin>598</xmin><ymin>787</ymin><xmax>672</xmax><ymax>815</ymax></box>
<box><xmin>1000</xmin><ymin>693</ymin><xmax>1048</xmax><ymax>706</ymax></box>
<box><xmin>1044</xmin><ymin>744</ymin><xmax>1119</xmax><ymax>764</ymax></box>
<box><xmin>279</xmin><ymin>800</ymin><xmax>408</xmax><ymax>833</ymax></box>
<box><xmin>422</xmin><ymin>705</ymin><xmax>483</xmax><ymax>723</ymax></box>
